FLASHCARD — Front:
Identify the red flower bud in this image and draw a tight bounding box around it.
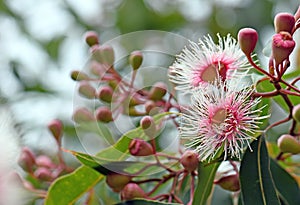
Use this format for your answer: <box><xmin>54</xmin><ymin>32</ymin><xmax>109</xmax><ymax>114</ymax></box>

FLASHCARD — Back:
<box><xmin>106</xmin><ymin>173</ymin><xmax>132</xmax><ymax>192</ymax></box>
<box><xmin>47</xmin><ymin>119</ymin><xmax>63</xmax><ymax>142</ymax></box>
<box><xmin>35</xmin><ymin>155</ymin><xmax>54</xmax><ymax>168</ymax></box>
<box><xmin>84</xmin><ymin>31</ymin><xmax>99</xmax><ymax>47</ymax></box>
<box><xmin>215</xmin><ymin>174</ymin><xmax>240</xmax><ymax>192</ymax></box>
<box><xmin>149</xmin><ymin>82</ymin><xmax>167</xmax><ymax>101</ymax></box>
<box><xmin>100</xmin><ymin>45</ymin><xmax>115</xmax><ymax>66</ymax></box>
<box><xmin>180</xmin><ymin>150</ymin><xmax>199</xmax><ymax>172</ymax></box>
<box><xmin>238</xmin><ymin>28</ymin><xmax>258</xmax><ymax>56</ymax></box>
<box><xmin>78</xmin><ymin>82</ymin><xmax>96</xmax><ymax>99</ymax></box>
<box><xmin>129</xmin><ymin>51</ymin><xmax>143</xmax><ymax>70</ymax></box>
<box><xmin>129</xmin><ymin>139</ymin><xmax>154</xmax><ymax>156</ymax></box>
<box><xmin>140</xmin><ymin>116</ymin><xmax>157</xmax><ymax>138</ymax></box>
<box><xmin>98</xmin><ymin>86</ymin><xmax>113</xmax><ymax>103</ymax></box>
<box><xmin>274</xmin><ymin>12</ymin><xmax>295</xmax><ymax>33</ymax></box>
<box><xmin>34</xmin><ymin>167</ymin><xmax>53</xmax><ymax>181</ymax></box>
<box><xmin>120</xmin><ymin>183</ymin><xmax>146</xmax><ymax>201</ymax></box>
<box><xmin>277</xmin><ymin>134</ymin><xmax>300</xmax><ymax>154</ymax></box>
<box><xmin>95</xmin><ymin>107</ymin><xmax>113</xmax><ymax>123</ymax></box>
<box><xmin>272</xmin><ymin>31</ymin><xmax>295</xmax><ymax>65</ymax></box>
<box><xmin>18</xmin><ymin>147</ymin><xmax>36</xmax><ymax>173</ymax></box>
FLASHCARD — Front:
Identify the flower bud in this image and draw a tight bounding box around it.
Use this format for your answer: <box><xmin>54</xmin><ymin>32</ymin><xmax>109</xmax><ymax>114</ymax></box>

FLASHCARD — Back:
<box><xmin>215</xmin><ymin>174</ymin><xmax>240</xmax><ymax>192</ymax></box>
<box><xmin>180</xmin><ymin>150</ymin><xmax>199</xmax><ymax>172</ymax></box>
<box><xmin>129</xmin><ymin>139</ymin><xmax>154</xmax><ymax>156</ymax></box>
<box><xmin>72</xmin><ymin>107</ymin><xmax>95</xmax><ymax>123</ymax></box>
<box><xmin>98</xmin><ymin>86</ymin><xmax>113</xmax><ymax>103</ymax></box>
<box><xmin>70</xmin><ymin>70</ymin><xmax>90</xmax><ymax>81</ymax></box>
<box><xmin>90</xmin><ymin>61</ymin><xmax>106</xmax><ymax>76</ymax></box>
<box><xmin>149</xmin><ymin>82</ymin><xmax>167</xmax><ymax>101</ymax></box>
<box><xmin>140</xmin><ymin>116</ymin><xmax>157</xmax><ymax>138</ymax></box>
<box><xmin>272</xmin><ymin>31</ymin><xmax>295</xmax><ymax>65</ymax></box>
<box><xmin>120</xmin><ymin>183</ymin><xmax>146</xmax><ymax>201</ymax></box>
<box><xmin>84</xmin><ymin>31</ymin><xmax>99</xmax><ymax>47</ymax></box>
<box><xmin>145</xmin><ymin>101</ymin><xmax>156</xmax><ymax>114</ymax></box>
<box><xmin>277</xmin><ymin>134</ymin><xmax>300</xmax><ymax>154</ymax></box>
<box><xmin>18</xmin><ymin>147</ymin><xmax>36</xmax><ymax>173</ymax></box>
<box><xmin>274</xmin><ymin>13</ymin><xmax>295</xmax><ymax>33</ymax></box>
<box><xmin>90</xmin><ymin>45</ymin><xmax>102</xmax><ymax>63</ymax></box>
<box><xmin>78</xmin><ymin>82</ymin><xmax>96</xmax><ymax>99</ymax></box>
<box><xmin>129</xmin><ymin>51</ymin><xmax>143</xmax><ymax>70</ymax></box>
<box><xmin>124</xmin><ymin>107</ymin><xmax>144</xmax><ymax>117</ymax></box>
<box><xmin>48</xmin><ymin>119</ymin><xmax>63</xmax><ymax>142</ymax></box>
<box><xmin>100</xmin><ymin>45</ymin><xmax>115</xmax><ymax>66</ymax></box>
<box><xmin>34</xmin><ymin>167</ymin><xmax>53</xmax><ymax>181</ymax></box>
<box><xmin>106</xmin><ymin>173</ymin><xmax>131</xmax><ymax>192</ymax></box>
<box><xmin>238</xmin><ymin>28</ymin><xmax>258</xmax><ymax>56</ymax></box>
<box><xmin>292</xmin><ymin>104</ymin><xmax>300</xmax><ymax>122</ymax></box>
<box><xmin>95</xmin><ymin>107</ymin><xmax>113</xmax><ymax>123</ymax></box>
<box><xmin>35</xmin><ymin>155</ymin><xmax>54</xmax><ymax>169</ymax></box>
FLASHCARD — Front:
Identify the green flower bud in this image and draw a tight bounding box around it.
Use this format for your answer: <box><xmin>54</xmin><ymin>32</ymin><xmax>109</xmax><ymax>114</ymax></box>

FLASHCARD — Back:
<box><xmin>292</xmin><ymin>104</ymin><xmax>300</xmax><ymax>122</ymax></box>
<box><xmin>78</xmin><ymin>82</ymin><xmax>96</xmax><ymax>99</ymax></box>
<box><xmin>277</xmin><ymin>134</ymin><xmax>300</xmax><ymax>154</ymax></box>
<box><xmin>84</xmin><ymin>31</ymin><xmax>99</xmax><ymax>47</ymax></box>
<box><xmin>149</xmin><ymin>82</ymin><xmax>167</xmax><ymax>101</ymax></box>
<box><xmin>95</xmin><ymin>107</ymin><xmax>113</xmax><ymax>123</ymax></box>
<box><xmin>180</xmin><ymin>150</ymin><xmax>199</xmax><ymax>172</ymax></box>
<box><xmin>140</xmin><ymin>116</ymin><xmax>157</xmax><ymax>138</ymax></box>
<box><xmin>70</xmin><ymin>70</ymin><xmax>90</xmax><ymax>81</ymax></box>
<box><xmin>72</xmin><ymin>107</ymin><xmax>95</xmax><ymax>123</ymax></box>
<box><xmin>100</xmin><ymin>45</ymin><xmax>115</xmax><ymax>66</ymax></box>
<box><xmin>129</xmin><ymin>51</ymin><xmax>143</xmax><ymax>70</ymax></box>
<box><xmin>120</xmin><ymin>183</ymin><xmax>146</xmax><ymax>201</ymax></box>
<box><xmin>215</xmin><ymin>174</ymin><xmax>240</xmax><ymax>192</ymax></box>
<box><xmin>106</xmin><ymin>173</ymin><xmax>131</xmax><ymax>192</ymax></box>
<box><xmin>98</xmin><ymin>86</ymin><xmax>113</xmax><ymax>103</ymax></box>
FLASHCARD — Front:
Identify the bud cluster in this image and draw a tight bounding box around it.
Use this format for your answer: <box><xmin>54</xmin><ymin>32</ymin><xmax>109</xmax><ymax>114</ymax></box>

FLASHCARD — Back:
<box><xmin>237</xmin><ymin>9</ymin><xmax>300</xmax><ymax>163</ymax></box>
<box><xmin>70</xmin><ymin>31</ymin><xmax>176</xmax><ymax>127</ymax></box>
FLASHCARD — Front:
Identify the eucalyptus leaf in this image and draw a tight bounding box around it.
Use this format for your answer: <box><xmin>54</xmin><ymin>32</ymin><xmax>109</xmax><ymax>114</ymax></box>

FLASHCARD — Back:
<box><xmin>192</xmin><ymin>162</ymin><xmax>221</xmax><ymax>205</ymax></box>
<box><xmin>114</xmin><ymin>199</ymin><xmax>181</xmax><ymax>205</ymax></box>
<box><xmin>240</xmin><ymin>136</ymin><xmax>280</xmax><ymax>205</ymax></box>
<box><xmin>45</xmin><ymin>166</ymin><xmax>103</xmax><ymax>205</ymax></box>
<box><xmin>270</xmin><ymin>159</ymin><xmax>300</xmax><ymax>205</ymax></box>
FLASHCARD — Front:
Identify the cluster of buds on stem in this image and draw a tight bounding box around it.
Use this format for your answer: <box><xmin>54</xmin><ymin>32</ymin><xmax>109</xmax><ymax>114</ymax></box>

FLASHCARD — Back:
<box><xmin>238</xmin><ymin>8</ymin><xmax>300</xmax><ymax>164</ymax></box>
<box><xmin>70</xmin><ymin>31</ymin><xmax>179</xmax><ymax>128</ymax></box>
<box><xmin>18</xmin><ymin>119</ymin><xmax>73</xmax><ymax>198</ymax></box>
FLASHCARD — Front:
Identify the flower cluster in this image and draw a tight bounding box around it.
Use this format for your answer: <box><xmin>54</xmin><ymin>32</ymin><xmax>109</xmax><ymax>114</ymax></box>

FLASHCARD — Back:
<box><xmin>170</xmin><ymin>34</ymin><xmax>264</xmax><ymax>162</ymax></box>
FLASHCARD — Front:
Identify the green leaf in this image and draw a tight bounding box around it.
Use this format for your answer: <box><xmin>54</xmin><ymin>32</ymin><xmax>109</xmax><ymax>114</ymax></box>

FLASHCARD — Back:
<box><xmin>45</xmin><ymin>166</ymin><xmax>103</xmax><ymax>205</ymax></box>
<box><xmin>240</xmin><ymin>136</ymin><xmax>281</xmax><ymax>205</ymax></box>
<box><xmin>192</xmin><ymin>161</ymin><xmax>221</xmax><ymax>205</ymax></box>
<box><xmin>270</xmin><ymin>159</ymin><xmax>300</xmax><ymax>205</ymax></box>
<box><xmin>114</xmin><ymin>199</ymin><xmax>181</xmax><ymax>205</ymax></box>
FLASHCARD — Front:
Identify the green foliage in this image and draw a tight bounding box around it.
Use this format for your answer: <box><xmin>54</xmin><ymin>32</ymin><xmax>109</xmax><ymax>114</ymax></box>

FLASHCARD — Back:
<box><xmin>192</xmin><ymin>162</ymin><xmax>221</xmax><ymax>205</ymax></box>
<box><xmin>45</xmin><ymin>166</ymin><xmax>104</xmax><ymax>205</ymax></box>
<box><xmin>240</xmin><ymin>136</ymin><xmax>280</xmax><ymax>205</ymax></box>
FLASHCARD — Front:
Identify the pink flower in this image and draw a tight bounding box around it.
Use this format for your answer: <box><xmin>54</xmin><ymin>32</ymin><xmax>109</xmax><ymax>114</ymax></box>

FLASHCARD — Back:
<box><xmin>180</xmin><ymin>80</ymin><xmax>265</xmax><ymax>161</ymax></box>
<box><xmin>169</xmin><ymin>34</ymin><xmax>250</xmax><ymax>92</ymax></box>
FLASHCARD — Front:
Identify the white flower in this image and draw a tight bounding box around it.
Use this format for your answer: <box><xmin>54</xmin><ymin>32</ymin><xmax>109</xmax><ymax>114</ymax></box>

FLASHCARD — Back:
<box><xmin>180</xmin><ymin>80</ymin><xmax>265</xmax><ymax>161</ymax></box>
<box><xmin>169</xmin><ymin>34</ymin><xmax>250</xmax><ymax>93</ymax></box>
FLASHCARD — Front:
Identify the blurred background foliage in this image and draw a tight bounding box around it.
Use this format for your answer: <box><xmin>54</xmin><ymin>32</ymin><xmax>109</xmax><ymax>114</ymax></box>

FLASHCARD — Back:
<box><xmin>0</xmin><ymin>0</ymin><xmax>299</xmax><ymax>155</ymax></box>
